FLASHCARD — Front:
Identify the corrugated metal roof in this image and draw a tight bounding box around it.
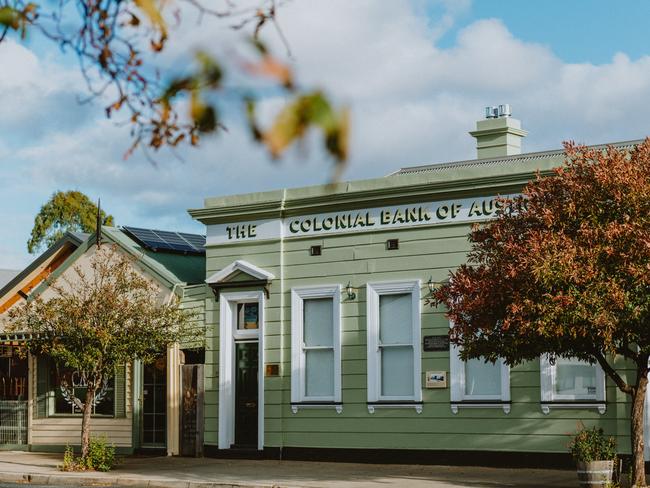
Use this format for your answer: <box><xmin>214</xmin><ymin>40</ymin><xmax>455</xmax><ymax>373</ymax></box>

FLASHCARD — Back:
<box><xmin>391</xmin><ymin>139</ymin><xmax>645</xmax><ymax>176</ymax></box>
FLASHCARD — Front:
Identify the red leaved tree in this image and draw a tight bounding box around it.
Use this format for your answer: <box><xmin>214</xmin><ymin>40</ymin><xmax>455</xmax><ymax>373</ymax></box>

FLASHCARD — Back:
<box><xmin>433</xmin><ymin>140</ymin><xmax>650</xmax><ymax>486</ymax></box>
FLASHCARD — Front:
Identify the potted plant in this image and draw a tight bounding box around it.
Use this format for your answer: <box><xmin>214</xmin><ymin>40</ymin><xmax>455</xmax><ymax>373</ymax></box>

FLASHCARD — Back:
<box><xmin>568</xmin><ymin>424</ymin><xmax>617</xmax><ymax>487</ymax></box>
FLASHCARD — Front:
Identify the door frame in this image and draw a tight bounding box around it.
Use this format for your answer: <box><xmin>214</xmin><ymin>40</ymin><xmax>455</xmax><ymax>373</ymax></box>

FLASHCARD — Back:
<box><xmin>218</xmin><ymin>290</ymin><xmax>265</xmax><ymax>450</ymax></box>
<box><xmin>643</xmin><ymin>366</ymin><xmax>650</xmax><ymax>462</ymax></box>
<box><xmin>180</xmin><ymin>363</ymin><xmax>204</xmax><ymax>456</ymax></box>
<box><xmin>141</xmin><ymin>357</ymin><xmax>168</xmax><ymax>449</ymax></box>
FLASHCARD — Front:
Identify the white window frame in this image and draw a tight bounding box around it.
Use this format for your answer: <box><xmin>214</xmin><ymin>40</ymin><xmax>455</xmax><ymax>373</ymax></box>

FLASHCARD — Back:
<box><xmin>367</xmin><ymin>280</ymin><xmax>422</xmax><ymax>413</ymax></box>
<box><xmin>290</xmin><ymin>285</ymin><xmax>342</xmax><ymax>413</ymax></box>
<box><xmin>449</xmin><ymin>338</ymin><xmax>510</xmax><ymax>414</ymax></box>
<box><xmin>540</xmin><ymin>355</ymin><xmax>606</xmax><ymax>414</ymax></box>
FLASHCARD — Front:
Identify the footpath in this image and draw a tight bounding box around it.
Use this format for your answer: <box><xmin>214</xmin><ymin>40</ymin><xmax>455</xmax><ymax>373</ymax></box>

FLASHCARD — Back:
<box><xmin>0</xmin><ymin>451</ymin><xmax>578</xmax><ymax>488</ymax></box>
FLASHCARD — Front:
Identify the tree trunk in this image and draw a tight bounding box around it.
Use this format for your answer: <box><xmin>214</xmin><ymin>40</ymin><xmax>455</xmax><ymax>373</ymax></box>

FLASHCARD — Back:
<box><xmin>631</xmin><ymin>370</ymin><xmax>648</xmax><ymax>487</ymax></box>
<box><xmin>80</xmin><ymin>386</ymin><xmax>95</xmax><ymax>460</ymax></box>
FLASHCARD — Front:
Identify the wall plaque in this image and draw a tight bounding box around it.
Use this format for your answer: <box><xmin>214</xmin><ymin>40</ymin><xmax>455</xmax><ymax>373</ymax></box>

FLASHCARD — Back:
<box><xmin>265</xmin><ymin>364</ymin><xmax>280</xmax><ymax>377</ymax></box>
<box><xmin>425</xmin><ymin>371</ymin><xmax>447</xmax><ymax>389</ymax></box>
<box><xmin>423</xmin><ymin>335</ymin><xmax>450</xmax><ymax>352</ymax></box>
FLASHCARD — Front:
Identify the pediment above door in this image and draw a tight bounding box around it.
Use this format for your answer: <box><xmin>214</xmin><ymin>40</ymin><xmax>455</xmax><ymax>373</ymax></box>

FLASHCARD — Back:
<box><xmin>206</xmin><ymin>260</ymin><xmax>275</xmax><ymax>298</ymax></box>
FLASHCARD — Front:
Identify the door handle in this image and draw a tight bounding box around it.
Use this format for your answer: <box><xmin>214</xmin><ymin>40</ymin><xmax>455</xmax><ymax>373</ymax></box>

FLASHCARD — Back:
<box><xmin>245</xmin><ymin>402</ymin><xmax>256</xmax><ymax>408</ymax></box>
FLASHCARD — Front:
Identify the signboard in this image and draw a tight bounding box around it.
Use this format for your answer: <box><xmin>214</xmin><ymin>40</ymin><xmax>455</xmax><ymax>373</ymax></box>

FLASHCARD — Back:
<box><xmin>423</xmin><ymin>335</ymin><xmax>450</xmax><ymax>352</ymax></box>
<box><xmin>425</xmin><ymin>371</ymin><xmax>447</xmax><ymax>389</ymax></box>
<box><xmin>206</xmin><ymin>194</ymin><xmax>516</xmax><ymax>246</ymax></box>
<box><xmin>265</xmin><ymin>364</ymin><xmax>279</xmax><ymax>377</ymax></box>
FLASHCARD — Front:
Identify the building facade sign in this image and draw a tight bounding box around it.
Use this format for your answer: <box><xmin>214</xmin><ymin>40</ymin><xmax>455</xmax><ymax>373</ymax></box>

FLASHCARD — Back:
<box><xmin>206</xmin><ymin>195</ymin><xmax>514</xmax><ymax>246</ymax></box>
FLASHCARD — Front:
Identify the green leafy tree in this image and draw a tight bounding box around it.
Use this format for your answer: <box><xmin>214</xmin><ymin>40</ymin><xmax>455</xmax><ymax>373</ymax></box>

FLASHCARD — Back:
<box><xmin>28</xmin><ymin>191</ymin><xmax>114</xmax><ymax>254</ymax></box>
<box><xmin>0</xmin><ymin>1</ymin><xmax>349</xmax><ymax>175</ymax></box>
<box><xmin>433</xmin><ymin>141</ymin><xmax>650</xmax><ymax>485</ymax></box>
<box><xmin>8</xmin><ymin>246</ymin><xmax>199</xmax><ymax>461</ymax></box>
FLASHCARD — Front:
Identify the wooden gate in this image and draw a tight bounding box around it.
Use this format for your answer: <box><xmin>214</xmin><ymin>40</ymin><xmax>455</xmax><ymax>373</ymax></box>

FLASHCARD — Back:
<box><xmin>180</xmin><ymin>364</ymin><xmax>204</xmax><ymax>457</ymax></box>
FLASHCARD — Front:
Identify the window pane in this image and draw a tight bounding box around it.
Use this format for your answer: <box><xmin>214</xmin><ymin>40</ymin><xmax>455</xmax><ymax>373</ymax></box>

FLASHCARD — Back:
<box><xmin>0</xmin><ymin>351</ymin><xmax>28</xmax><ymax>401</ymax></box>
<box><xmin>465</xmin><ymin>358</ymin><xmax>501</xmax><ymax>396</ymax></box>
<box><xmin>305</xmin><ymin>349</ymin><xmax>334</xmax><ymax>397</ymax></box>
<box><xmin>93</xmin><ymin>383</ymin><xmax>115</xmax><ymax>416</ymax></box>
<box><xmin>52</xmin><ymin>369</ymin><xmax>115</xmax><ymax>415</ymax></box>
<box><xmin>379</xmin><ymin>293</ymin><xmax>412</xmax><ymax>344</ymax></box>
<box><xmin>556</xmin><ymin>362</ymin><xmax>597</xmax><ymax>397</ymax></box>
<box><xmin>304</xmin><ymin>298</ymin><xmax>334</xmax><ymax>347</ymax></box>
<box><xmin>381</xmin><ymin>346</ymin><xmax>414</xmax><ymax>397</ymax></box>
<box><xmin>237</xmin><ymin>302</ymin><xmax>259</xmax><ymax>330</ymax></box>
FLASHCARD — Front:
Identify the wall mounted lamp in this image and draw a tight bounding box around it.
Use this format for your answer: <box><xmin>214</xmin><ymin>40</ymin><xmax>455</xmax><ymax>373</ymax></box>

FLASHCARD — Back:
<box><xmin>346</xmin><ymin>281</ymin><xmax>356</xmax><ymax>300</ymax></box>
<box><xmin>427</xmin><ymin>276</ymin><xmax>436</xmax><ymax>295</ymax></box>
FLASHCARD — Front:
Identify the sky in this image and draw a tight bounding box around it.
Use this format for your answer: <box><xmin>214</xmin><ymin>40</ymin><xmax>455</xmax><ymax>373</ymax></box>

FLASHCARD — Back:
<box><xmin>1</xmin><ymin>0</ymin><xmax>650</xmax><ymax>269</ymax></box>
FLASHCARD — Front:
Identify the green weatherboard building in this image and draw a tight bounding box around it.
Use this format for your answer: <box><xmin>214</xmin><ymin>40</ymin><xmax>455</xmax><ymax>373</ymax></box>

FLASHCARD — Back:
<box><xmin>189</xmin><ymin>108</ymin><xmax>643</xmax><ymax>465</ymax></box>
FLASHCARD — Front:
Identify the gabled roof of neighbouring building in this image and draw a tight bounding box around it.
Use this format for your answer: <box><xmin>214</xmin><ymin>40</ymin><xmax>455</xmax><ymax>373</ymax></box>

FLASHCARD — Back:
<box><xmin>0</xmin><ymin>226</ymin><xmax>206</xmax><ymax>313</ymax></box>
<box><xmin>0</xmin><ymin>232</ymin><xmax>86</xmax><ymax>314</ymax></box>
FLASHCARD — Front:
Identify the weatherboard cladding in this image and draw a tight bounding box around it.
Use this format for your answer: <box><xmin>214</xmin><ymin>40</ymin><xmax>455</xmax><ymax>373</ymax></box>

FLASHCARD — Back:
<box><xmin>196</xmin><ymin>140</ymin><xmax>637</xmax><ymax>455</ymax></box>
<box><xmin>202</xmin><ymin>231</ymin><xmax>631</xmax><ymax>454</ymax></box>
<box><xmin>179</xmin><ymin>283</ymin><xmax>208</xmax><ymax>350</ymax></box>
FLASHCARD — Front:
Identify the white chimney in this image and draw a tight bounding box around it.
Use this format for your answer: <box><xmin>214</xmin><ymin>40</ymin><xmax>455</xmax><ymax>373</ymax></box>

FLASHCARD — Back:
<box><xmin>470</xmin><ymin>104</ymin><xmax>527</xmax><ymax>158</ymax></box>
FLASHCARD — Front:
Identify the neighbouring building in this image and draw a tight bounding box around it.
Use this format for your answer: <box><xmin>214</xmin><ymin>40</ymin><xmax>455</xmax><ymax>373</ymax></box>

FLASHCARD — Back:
<box><xmin>188</xmin><ymin>106</ymin><xmax>645</xmax><ymax>466</ymax></box>
<box><xmin>0</xmin><ymin>226</ymin><xmax>207</xmax><ymax>455</ymax></box>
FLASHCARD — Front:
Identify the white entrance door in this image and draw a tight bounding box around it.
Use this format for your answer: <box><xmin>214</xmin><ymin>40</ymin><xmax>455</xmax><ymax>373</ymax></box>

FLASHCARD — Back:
<box><xmin>218</xmin><ymin>290</ymin><xmax>265</xmax><ymax>450</ymax></box>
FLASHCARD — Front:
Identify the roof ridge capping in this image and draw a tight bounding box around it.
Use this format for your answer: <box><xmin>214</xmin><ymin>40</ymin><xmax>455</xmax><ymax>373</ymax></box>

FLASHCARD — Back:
<box><xmin>391</xmin><ymin>139</ymin><xmax>645</xmax><ymax>176</ymax></box>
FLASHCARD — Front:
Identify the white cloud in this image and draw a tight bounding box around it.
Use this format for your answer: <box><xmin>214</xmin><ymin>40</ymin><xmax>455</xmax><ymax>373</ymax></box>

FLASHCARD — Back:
<box><xmin>0</xmin><ymin>40</ymin><xmax>95</xmax><ymax>146</ymax></box>
<box><xmin>0</xmin><ymin>40</ymin><xmax>41</xmax><ymax>88</ymax></box>
<box><xmin>2</xmin><ymin>0</ymin><xmax>650</xmax><ymax>268</ymax></box>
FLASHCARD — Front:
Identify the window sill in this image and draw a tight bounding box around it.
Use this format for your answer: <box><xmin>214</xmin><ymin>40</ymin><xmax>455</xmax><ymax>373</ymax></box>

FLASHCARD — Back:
<box><xmin>367</xmin><ymin>402</ymin><xmax>423</xmax><ymax>414</ymax></box>
<box><xmin>540</xmin><ymin>402</ymin><xmax>606</xmax><ymax>415</ymax></box>
<box><xmin>291</xmin><ymin>402</ymin><xmax>343</xmax><ymax>414</ymax></box>
<box><xmin>451</xmin><ymin>401</ymin><xmax>511</xmax><ymax>414</ymax></box>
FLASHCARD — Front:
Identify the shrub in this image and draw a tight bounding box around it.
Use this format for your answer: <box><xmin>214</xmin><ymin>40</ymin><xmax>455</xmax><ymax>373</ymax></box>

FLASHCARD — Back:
<box><xmin>59</xmin><ymin>436</ymin><xmax>116</xmax><ymax>472</ymax></box>
<box><xmin>83</xmin><ymin>436</ymin><xmax>116</xmax><ymax>472</ymax></box>
<box><xmin>60</xmin><ymin>445</ymin><xmax>77</xmax><ymax>471</ymax></box>
<box><xmin>568</xmin><ymin>424</ymin><xmax>617</xmax><ymax>462</ymax></box>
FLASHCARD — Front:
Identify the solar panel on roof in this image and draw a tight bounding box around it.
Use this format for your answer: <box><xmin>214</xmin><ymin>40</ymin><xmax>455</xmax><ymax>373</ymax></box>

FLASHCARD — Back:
<box><xmin>154</xmin><ymin>230</ymin><xmax>196</xmax><ymax>252</ymax></box>
<box><xmin>122</xmin><ymin>226</ymin><xmax>205</xmax><ymax>255</ymax></box>
<box><xmin>179</xmin><ymin>232</ymin><xmax>206</xmax><ymax>249</ymax></box>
